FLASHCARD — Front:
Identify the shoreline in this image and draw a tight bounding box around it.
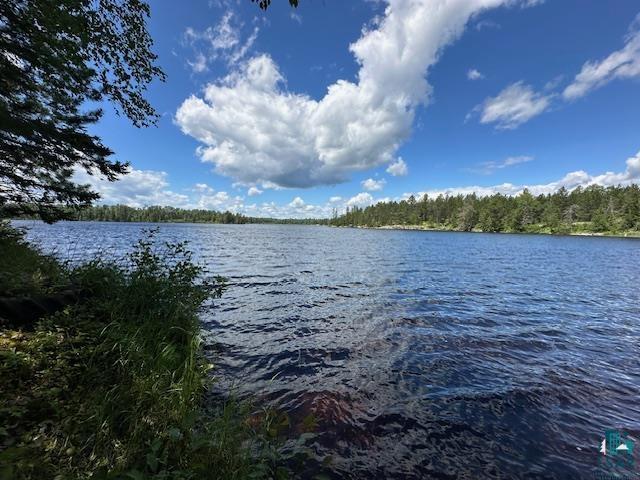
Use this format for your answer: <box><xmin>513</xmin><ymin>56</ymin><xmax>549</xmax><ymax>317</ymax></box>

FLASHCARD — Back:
<box><xmin>333</xmin><ymin>223</ymin><xmax>640</xmax><ymax>239</ymax></box>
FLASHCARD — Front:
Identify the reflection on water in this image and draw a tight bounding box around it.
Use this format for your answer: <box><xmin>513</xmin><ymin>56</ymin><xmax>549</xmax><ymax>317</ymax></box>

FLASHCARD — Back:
<box><xmin>17</xmin><ymin>221</ymin><xmax>640</xmax><ymax>479</ymax></box>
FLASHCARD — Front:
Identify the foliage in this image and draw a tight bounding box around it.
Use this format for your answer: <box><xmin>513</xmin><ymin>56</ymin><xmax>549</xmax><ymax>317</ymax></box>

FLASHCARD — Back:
<box><xmin>330</xmin><ymin>184</ymin><xmax>640</xmax><ymax>235</ymax></box>
<box><xmin>0</xmin><ymin>222</ymin><xmax>67</xmax><ymax>296</ymax></box>
<box><xmin>0</xmin><ymin>0</ymin><xmax>164</xmax><ymax>223</ymax></box>
<box><xmin>75</xmin><ymin>205</ymin><xmax>250</xmax><ymax>224</ymax></box>
<box><xmin>0</xmin><ymin>228</ymin><xmax>284</xmax><ymax>479</ymax></box>
<box><xmin>4</xmin><ymin>204</ymin><xmax>330</xmax><ymax>225</ymax></box>
<box><xmin>252</xmin><ymin>0</ymin><xmax>299</xmax><ymax>10</ymax></box>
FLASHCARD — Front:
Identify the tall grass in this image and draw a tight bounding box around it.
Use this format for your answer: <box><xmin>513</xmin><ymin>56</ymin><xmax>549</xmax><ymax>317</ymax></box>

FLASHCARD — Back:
<box><xmin>0</xmin><ymin>226</ymin><xmax>281</xmax><ymax>479</ymax></box>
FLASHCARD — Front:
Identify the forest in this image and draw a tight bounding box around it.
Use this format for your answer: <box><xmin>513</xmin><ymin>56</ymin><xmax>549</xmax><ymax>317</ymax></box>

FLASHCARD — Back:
<box><xmin>329</xmin><ymin>184</ymin><xmax>640</xmax><ymax>234</ymax></box>
<box><xmin>75</xmin><ymin>205</ymin><xmax>249</xmax><ymax>224</ymax></box>
<box><xmin>5</xmin><ymin>204</ymin><xmax>326</xmax><ymax>225</ymax></box>
<box><xmin>74</xmin><ymin>205</ymin><xmax>327</xmax><ymax>224</ymax></box>
<box><xmin>7</xmin><ymin>184</ymin><xmax>640</xmax><ymax>235</ymax></box>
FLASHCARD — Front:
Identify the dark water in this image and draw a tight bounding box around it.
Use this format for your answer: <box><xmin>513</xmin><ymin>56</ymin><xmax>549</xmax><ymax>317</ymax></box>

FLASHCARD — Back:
<box><xmin>16</xmin><ymin>221</ymin><xmax>640</xmax><ymax>479</ymax></box>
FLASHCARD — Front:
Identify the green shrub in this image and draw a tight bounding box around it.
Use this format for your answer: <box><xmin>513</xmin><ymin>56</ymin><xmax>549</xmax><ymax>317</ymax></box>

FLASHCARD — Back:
<box><xmin>0</xmin><ymin>228</ymin><xmax>280</xmax><ymax>480</ymax></box>
<box><xmin>0</xmin><ymin>222</ymin><xmax>67</xmax><ymax>296</ymax></box>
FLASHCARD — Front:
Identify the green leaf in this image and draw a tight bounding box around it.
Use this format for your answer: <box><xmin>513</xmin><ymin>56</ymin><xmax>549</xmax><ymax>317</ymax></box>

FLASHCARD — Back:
<box><xmin>125</xmin><ymin>470</ymin><xmax>144</xmax><ymax>480</ymax></box>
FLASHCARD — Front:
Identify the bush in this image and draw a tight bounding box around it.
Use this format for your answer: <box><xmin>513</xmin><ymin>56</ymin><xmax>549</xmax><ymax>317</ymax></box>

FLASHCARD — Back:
<box><xmin>0</xmin><ymin>228</ymin><xmax>280</xmax><ymax>479</ymax></box>
<box><xmin>0</xmin><ymin>222</ymin><xmax>67</xmax><ymax>297</ymax></box>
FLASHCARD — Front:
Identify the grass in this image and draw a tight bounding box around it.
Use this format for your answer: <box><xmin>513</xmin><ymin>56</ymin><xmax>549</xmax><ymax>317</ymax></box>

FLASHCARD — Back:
<box><xmin>0</xmin><ymin>224</ymin><xmax>286</xmax><ymax>479</ymax></box>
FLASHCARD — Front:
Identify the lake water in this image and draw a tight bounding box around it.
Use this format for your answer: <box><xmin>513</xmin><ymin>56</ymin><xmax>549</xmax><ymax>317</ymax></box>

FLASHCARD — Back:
<box><xmin>15</xmin><ymin>221</ymin><xmax>640</xmax><ymax>479</ymax></box>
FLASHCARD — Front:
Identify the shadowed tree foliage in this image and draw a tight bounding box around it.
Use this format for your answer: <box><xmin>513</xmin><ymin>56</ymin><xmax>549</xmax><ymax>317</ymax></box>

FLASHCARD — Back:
<box><xmin>252</xmin><ymin>0</ymin><xmax>299</xmax><ymax>10</ymax></box>
<box><xmin>0</xmin><ymin>0</ymin><xmax>164</xmax><ymax>222</ymax></box>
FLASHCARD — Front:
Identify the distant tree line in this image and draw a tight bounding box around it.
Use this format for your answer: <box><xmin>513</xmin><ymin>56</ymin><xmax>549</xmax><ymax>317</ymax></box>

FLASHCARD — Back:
<box><xmin>75</xmin><ymin>205</ymin><xmax>248</xmax><ymax>224</ymax></box>
<box><xmin>75</xmin><ymin>205</ymin><xmax>329</xmax><ymax>225</ymax></box>
<box><xmin>330</xmin><ymin>185</ymin><xmax>640</xmax><ymax>234</ymax></box>
<box><xmin>7</xmin><ymin>184</ymin><xmax>639</xmax><ymax>233</ymax></box>
<box><xmin>3</xmin><ymin>203</ymin><xmax>329</xmax><ymax>225</ymax></box>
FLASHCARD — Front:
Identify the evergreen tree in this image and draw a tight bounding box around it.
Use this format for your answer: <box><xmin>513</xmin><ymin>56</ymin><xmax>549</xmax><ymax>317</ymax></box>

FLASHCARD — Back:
<box><xmin>457</xmin><ymin>198</ymin><xmax>478</xmax><ymax>231</ymax></box>
<box><xmin>1</xmin><ymin>0</ymin><xmax>164</xmax><ymax>222</ymax></box>
<box><xmin>329</xmin><ymin>185</ymin><xmax>640</xmax><ymax>235</ymax></box>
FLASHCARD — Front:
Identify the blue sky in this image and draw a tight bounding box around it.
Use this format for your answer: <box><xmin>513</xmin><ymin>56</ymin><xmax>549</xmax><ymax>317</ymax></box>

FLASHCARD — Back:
<box><xmin>81</xmin><ymin>0</ymin><xmax>640</xmax><ymax>218</ymax></box>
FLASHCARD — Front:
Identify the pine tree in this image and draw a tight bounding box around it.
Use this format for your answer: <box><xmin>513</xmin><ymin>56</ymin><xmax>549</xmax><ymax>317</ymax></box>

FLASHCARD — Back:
<box><xmin>1</xmin><ymin>0</ymin><xmax>164</xmax><ymax>222</ymax></box>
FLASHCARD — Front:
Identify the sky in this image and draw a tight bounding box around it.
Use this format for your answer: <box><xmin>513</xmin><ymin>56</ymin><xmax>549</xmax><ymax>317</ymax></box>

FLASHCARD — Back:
<box><xmin>80</xmin><ymin>0</ymin><xmax>640</xmax><ymax>218</ymax></box>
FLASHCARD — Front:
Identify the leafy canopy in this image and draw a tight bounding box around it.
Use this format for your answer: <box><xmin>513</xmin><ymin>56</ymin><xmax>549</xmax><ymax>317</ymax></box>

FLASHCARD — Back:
<box><xmin>0</xmin><ymin>0</ymin><xmax>164</xmax><ymax>222</ymax></box>
<box><xmin>252</xmin><ymin>0</ymin><xmax>299</xmax><ymax>10</ymax></box>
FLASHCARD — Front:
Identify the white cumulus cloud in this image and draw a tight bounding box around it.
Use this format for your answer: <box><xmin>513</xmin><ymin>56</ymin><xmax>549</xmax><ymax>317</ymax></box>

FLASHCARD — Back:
<box><xmin>409</xmin><ymin>151</ymin><xmax>640</xmax><ymax>199</ymax></box>
<box><xmin>75</xmin><ymin>152</ymin><xmax>640</xmax><ymax>219</ymax></box>
<box><xmin>386</xmin><ymin>157</ymin><xmax>408</xmax><ymax>176</ymax></box>
<box><xmin>361</xmin><ymin>178</ymin><xmax>386</xmax><ymax>191</ymax></box>
<box><xmin>73</xmin><ymin>168</ymin><xmax>189</xmax><ymax>208</ymax></box>
<box><xmin>467</xmin><ymin>68</ymin><xmax>484</xmax><ymax>80</ymax></box>
<box><xmin>194</xmin><ymin>183</ymin><xmax>214</xmax><ymax>193</ymax></box>
<box><xmin>247</xmin><ymin>186</ymin><xmax>263</xmax><ymax>196</ymax></box>
<box><xmin>176</xmin><ymin>0</ymin><xmax>534</xmax><ymax>189</ymax></box>
<box><xmin>346</xmin><ymin>192</ymin><xmax>375</xmax><ymax>208</ymax></box>
<box><xmin>289</xmin><ymin>196</ymin><xmax>306</xmax><ymax>209</ymax></box>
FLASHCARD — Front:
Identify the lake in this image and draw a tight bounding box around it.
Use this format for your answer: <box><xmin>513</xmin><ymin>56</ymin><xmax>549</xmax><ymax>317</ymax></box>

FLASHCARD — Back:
<box><xmin>15</xmin><ymin>221</ymin><xmax>640</xmax><ymax>479</ymax></box>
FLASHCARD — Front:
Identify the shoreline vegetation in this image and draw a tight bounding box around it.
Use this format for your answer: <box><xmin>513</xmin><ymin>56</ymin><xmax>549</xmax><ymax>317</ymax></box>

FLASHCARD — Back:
<box><xmin>328</xmin><ymin>185</ymin><xmax>640</xmax><ymax>237</ymax></box>
<box><xmin>0</xmin><ymin>224</ymin><xmax>288</xmax><ymax>479</ymax></box>
<box><xmin>340</xmin><ymin>223</ymin><xmax>640</xmax><ymax>238</ymax></box>
<box><xmin>7</xmin><ymin>183</ymin><xmax>640</xmax><ymax>238</ymax></box>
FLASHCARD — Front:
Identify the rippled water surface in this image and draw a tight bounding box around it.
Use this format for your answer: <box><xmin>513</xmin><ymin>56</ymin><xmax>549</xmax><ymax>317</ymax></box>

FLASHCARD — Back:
<box><xmin>17</xmin><ymin>221</ymin><xmax>640</xmax><ymax>479</ymax></box>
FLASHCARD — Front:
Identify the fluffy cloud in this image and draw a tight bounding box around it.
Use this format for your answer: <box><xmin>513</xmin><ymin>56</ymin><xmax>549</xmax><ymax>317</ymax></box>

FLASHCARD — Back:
<box><xmin>386</xmin><ymin>157</ymin><xmax>408</xmax><ymax>176</ymax></box>
<box><xmin>75</xmin><ymin>152</ymin><xmax>640</xmax><ymax>219</ymax></box>
<box><xmin>467</xmin><ymin>68</ymin><xmax>484</xmax><ymax>80</ymax></box>
<box><xmin>289</xmin><ymin>196</ymin><xmax>306</xmax><ymax>209</ymax></box>
<box><xmin>73</xmin><ymin>168</ymin><xmax>189</xmax><ymax>208</ymax></box>
<box><xmin>587</xmin><ymin>150</ymin><xmax>640</xmax><ymax>187</ymax></box>
<box><xmin>250</xmin><ymin>152</ymin><xmax>640</xmax><ymax>218</ymax></box>
<box><xmin>346</xmin><ymin>192</ymin><xmax>375</xmax><ymax>208</ymax></box>
<box><xmin>361</xmin><ymin>178</ymin><xmax>386</xmax><ymax>191</ymax></box>
<box><xmin>176</xmin><ymin>0</ymin><xmax>535</xmax><ymax>189</ymax></box>
<box><xmin>563</xmin><ymin>25</ymin><xmax>640</xmax><ymax>100</ymax></box>
<box><xmin>410</xmin><ymin>151</ymin><xmax>640</xmax><ymax>199</ymax></box>
<box><xmin>183</xmin><ymin>11</ymin><xmax>258</xmax><ymax>72</ymax></box>
<box><xmin>196</xmin><ymin>191</ymin><xmax>235</xmax><ymax>210</ymax></box>
<box><xmin>73</xmin><ymin>169</ymin><xmax>250</xmax><ymax>212</ymax></box>
<box><xmin>194</xmin><ymin>183</ymin><xmax>214</xmax><ymax>193</ymax></box>
<box><xmin>469</xmin><ymin>155</ymin><xmax>533</xmax><ymax>174</ymax></box>
<box><xmin>473</xmin><ymin>81</ymin><xmax>552</xmax><ymax>129</ymax></box>
<box><xmin>247</xmin><ymin>186</ymin><xmax>263</xmax><ymax>196</ymax></box>
<box><xmin>472</xmin><ymin>15</ymin><xmax>640</xmax><ymax>128</ymax></box>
